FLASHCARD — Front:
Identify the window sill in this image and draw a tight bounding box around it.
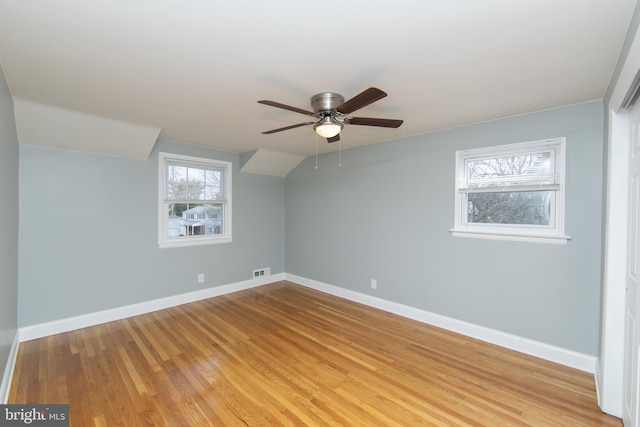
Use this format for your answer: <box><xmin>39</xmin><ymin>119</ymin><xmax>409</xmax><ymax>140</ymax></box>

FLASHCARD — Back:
<box><xmin>449</xmin><ymin>229</ymin><xmax>571</xmax><ymax>245</ymax></box>
<box><xmin>159</xmin><ymin>236</ymin><xmax>232</xmax><ymax>249</ymax></box>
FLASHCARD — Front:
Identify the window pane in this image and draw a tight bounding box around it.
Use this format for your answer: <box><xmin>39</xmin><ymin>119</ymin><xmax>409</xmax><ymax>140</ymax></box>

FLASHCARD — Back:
<box><xmin>166</xmin><ymin>203</ymin><xmax>223</xmax><ymax>238</ymax></box>
<box><xmin>467</xmin><ymin>191</ymin><xmax>551</xmax><ymax>225</ymax></box>
<box><xmin>466</xmin><ymin>151</ymin><xmax>555</xmax><ymax>188</ymax></box>
<box><xmin>167</xmin><ymin>203</ymin><xmax>188</xmax><ymax>237</ymax></box>
<box><xmin>188</xmin><ymin>168</ymin><xmax>205</xmax><ymax>200</ymax></box>
<box><xmin>204</xmin><ymin>170</ymin><xmax>221</xmax><ymax>200</ymax></box>
<box><xmin>167</xmin><ymin>165</ymin><xmax>222</xmax><ymax>201</ymax></box>
<box><xmin>167</xmin><ymin>165</ymin><xmax>188</xmax><ymax>199</ymax></box>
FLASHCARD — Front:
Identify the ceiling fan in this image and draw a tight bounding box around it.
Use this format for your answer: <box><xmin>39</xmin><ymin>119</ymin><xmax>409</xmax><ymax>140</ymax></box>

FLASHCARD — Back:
<box><xmin>258</xmin><ymin>87</ymin><xmax>403</xmax><ymax>143</ymax></box>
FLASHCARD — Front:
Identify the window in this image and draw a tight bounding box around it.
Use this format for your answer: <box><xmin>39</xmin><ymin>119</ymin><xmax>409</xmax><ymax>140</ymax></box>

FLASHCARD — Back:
<box><xmin>451</xmin><ymin>138</ymin><xmax>570</xmax><ymax>244</ymax></box>
<box><xmin>158</xmin><ymin>152</ymin><xmax>232</xmax><ymax>248</ymax></box>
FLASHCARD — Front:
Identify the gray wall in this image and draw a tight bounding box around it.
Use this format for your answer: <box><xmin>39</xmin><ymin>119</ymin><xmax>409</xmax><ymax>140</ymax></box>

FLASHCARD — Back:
<box><xmin>286</xmin><ymin>100</ymin><xmax>604</xmax><ymax>356</ymax></box>
<box><xmin>12</xmin><ymin>97</ymin><xmax>607</xmax><ymax>357</ymax></box>
<box><xmin>0</xmin><ymin>66</ymin><xmax>19</xmax><ymax>384</ymax></box>
<box><xmin>18</xmin><ymin>139</ymin><xmax>285</xmax><ymax>326</ymax></box>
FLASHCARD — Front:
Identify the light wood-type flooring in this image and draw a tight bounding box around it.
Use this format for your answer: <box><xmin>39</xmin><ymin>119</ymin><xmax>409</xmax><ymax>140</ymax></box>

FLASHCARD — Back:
<box><xmin>9</xmin><ymin>281</ymin><xmax>621</xmax><ymax>426</ymax></box>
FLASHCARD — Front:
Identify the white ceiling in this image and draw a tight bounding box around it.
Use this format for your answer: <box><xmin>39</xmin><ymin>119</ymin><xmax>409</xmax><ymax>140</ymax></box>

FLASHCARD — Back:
<box><xmin>0</xmin><ymin>1</ymin><xmax>635</xmax><ymax>161</ymax></box>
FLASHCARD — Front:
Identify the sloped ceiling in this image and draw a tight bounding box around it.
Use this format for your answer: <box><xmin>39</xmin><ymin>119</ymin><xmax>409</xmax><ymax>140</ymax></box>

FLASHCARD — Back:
<box><xmin>0</xmin><ymin>1</ymin><xmax>636</xmax><ymax>170</ymax></box>
<box><xmin>13</xmin><ymin>97</ymin><xmax>160</xmax><ymax>159</ymax></box>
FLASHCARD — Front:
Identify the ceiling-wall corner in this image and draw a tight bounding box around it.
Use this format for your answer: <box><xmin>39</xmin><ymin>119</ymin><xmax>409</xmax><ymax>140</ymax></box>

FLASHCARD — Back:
<box><xmin>239</xmin><ymin>148</ymin><xmax>305</xmax><ymax>177</ymax></box>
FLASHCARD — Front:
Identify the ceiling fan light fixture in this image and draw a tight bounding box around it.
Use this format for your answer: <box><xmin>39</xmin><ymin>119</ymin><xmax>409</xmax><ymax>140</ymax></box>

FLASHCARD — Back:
<box><xmin>314</xmin><ymin>116</ymin><xmax>343</xmax><ymax>138</ymax></box>
<box><xmin>259</xmin><ymin>87</ymin><xmax>402</xmax><ymax>139</ymax></box>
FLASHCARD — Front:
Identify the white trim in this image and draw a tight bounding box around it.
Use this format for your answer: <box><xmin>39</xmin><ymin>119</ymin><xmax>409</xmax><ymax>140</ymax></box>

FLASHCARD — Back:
<box><xmin>285</xmin><ymin>273</ymin><xmax>596</xmax><ymax>373</ymax></box>
<box><xmin>453</xmin><ymin>137</ymin><xmax>567</xmax><ymax>242</ymax></box>
<box><xmin>611</xmin><ymin>27</ymin><xmax>640</xmax><ymax>112</ymax></box>
<box><xmin>19</xmin><ymin>273</ymin><xmax>284</xmax><ymax>342</ymax></box>
<box><xmin>157</xmin><ymin>152</ymin><xmax>233</xmax><ymax>249</ymax></box>
<box><xmin>595</xmin><ymin>360</ymin><xmax>604</xmax><ymax>409</ymax></box>
<box><xmin>158</xmin><ymin>235</ymin><xmax>232</xmax><ymax>249</ymax></box>
<box><xmin>598</xmin><ymin>108</ymin><xmax>630</xmax><ymax>418</ymax></box>
<box><xmin>14</xmin><ymin>271</ymin><xmax>594</xmax><ymax>376</ymax></box>
<box><xmin>449</xmin><ymin>229</ymin><xmax>571</xmax><ymax>244</ymax></box>
<box><xmin>599</xmin><ymin>17</ymin><xmax>640</xmax><ymax>418</ymax></box>
<box><xmin>0</xmin><ymin>331</ymin><xmax>20</xmax><ymax>403</ymax></box>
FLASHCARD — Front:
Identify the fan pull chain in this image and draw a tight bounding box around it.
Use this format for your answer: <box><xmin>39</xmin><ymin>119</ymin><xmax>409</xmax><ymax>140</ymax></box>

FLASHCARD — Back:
<box><xmin>338</xmin><ymin>138</ymin><xmax>342</xmax><ymax>168</ymax></box>
<box><xmin>315</xmin><ymin>135</ymin><xmax>319</xmax><ymax>170</ymax></box>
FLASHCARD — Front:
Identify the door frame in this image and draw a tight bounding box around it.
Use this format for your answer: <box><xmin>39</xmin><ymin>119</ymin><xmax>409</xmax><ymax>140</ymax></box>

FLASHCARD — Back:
<box><xmin>600</xmin><ymin>25</ymin><xmax>640</xmax><ymax>418</ymax></box>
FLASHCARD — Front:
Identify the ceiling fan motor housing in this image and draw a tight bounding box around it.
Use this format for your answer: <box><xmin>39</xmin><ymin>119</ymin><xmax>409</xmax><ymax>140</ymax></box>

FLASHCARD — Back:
<box><xmin>311</xmin><ymin>92</ymin><xmax>344</xmax><ymax>116</ymax></box>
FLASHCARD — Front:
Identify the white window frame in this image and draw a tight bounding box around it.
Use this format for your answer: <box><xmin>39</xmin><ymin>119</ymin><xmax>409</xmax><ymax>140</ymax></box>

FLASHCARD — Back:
<box><xmin>450</xmin><ymin>138</ymin><xmax>570</xmax><ymax>244</ymax></box>
<box><xmin>158</xmin><ymin>152</ymin><xmax>232</xmax><ymax>248</ymax></box>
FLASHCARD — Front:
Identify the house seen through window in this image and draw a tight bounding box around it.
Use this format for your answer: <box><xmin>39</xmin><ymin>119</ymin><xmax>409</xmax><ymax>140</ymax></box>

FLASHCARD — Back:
<box><xmin>158</xmin><ymin>152</ymin><xmax>232</xmax><ymax>248</ymax></box>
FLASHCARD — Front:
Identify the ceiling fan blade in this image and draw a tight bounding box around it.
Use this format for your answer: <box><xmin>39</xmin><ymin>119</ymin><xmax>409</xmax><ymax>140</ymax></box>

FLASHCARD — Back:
<box><xmin>327</xmin><ymin>134</ymin><xmax>340</xmax><ymax>143</ymax></box>
<box><xmin>258</xmin><ymin>100</ymin><xmax>315</xmax><ymax>116</ymax></box>
<box><xmin>336</xmin><ymin>87</ymin><xmax>387</xmax><ymax>114</ymax></box>
<box><xmin>262</xmin><ymin>122</ymin><xmax>315</xmax><ymax>134</ymax></box>
<box><xmin>346</xmin><ymin>117</ymin><xmax>404</xmax><ymax>128</ymax></box>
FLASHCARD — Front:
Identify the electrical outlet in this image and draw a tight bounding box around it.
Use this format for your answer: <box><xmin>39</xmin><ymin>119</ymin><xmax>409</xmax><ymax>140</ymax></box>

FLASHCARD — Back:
<box><xmin>371</xmin><ymin>279</ymin><xmax>377</xmax><ymax>289</ymax></box>
<box><xmin>198</xmin><ymin>273</ymin><xmax>205</xmax><ymax>283</ymax></box>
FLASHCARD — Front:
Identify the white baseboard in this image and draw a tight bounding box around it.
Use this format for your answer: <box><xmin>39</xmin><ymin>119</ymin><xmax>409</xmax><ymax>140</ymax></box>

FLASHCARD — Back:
<box><xmin>595</xmin><ymin>360</ymin><xmax>603</xmax><ymax>407</ymax></box>
<box><xmin>285</xmin><ymin>273</ymin><xmax>597</xmax><ymax>373</ymax></box>
<box><xmin>19</xmin><ymin>273</ymin><xmax>284</xmax><ymax>342</ymax></box>
<box><xmin>16</xmin><ymin>272</ymin><xmax>596</xmax><ymax>374</ymax></box>
<box><xmin>0</xmin><ymin>331</ymin><xmax>20</xmax><ymax>403</ymax></box>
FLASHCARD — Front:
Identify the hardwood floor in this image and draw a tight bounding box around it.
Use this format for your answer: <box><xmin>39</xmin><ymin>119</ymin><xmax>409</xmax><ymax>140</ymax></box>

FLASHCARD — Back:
<box><xmin>9</xmin><ymin>281</ymin><xmax>620</xmax><ymax>426</ymax></box>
